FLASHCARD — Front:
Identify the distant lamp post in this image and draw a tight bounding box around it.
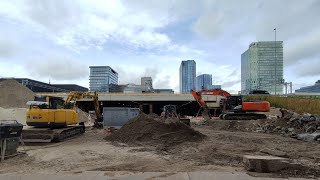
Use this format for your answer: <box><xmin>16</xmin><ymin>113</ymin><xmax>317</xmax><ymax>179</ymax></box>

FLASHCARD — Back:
<box><xmin>274</xmin><ymin>28</ymin><xmax>277</xmax><ymax>95</ymax></box>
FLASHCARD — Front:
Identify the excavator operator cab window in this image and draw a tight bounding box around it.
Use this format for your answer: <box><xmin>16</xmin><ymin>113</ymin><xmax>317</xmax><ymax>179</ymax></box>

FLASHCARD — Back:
<box><xmin>49</xmin><ymin>98</ymin><xmax>64</xmax><ymax>109</ymax></box>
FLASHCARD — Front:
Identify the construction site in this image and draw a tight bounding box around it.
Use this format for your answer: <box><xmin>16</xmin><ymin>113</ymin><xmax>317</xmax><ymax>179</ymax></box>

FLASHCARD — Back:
<box><xmin>0</xmin><ymin>79</ymin><xmax>320</xmax><ymax>179</ymax></box>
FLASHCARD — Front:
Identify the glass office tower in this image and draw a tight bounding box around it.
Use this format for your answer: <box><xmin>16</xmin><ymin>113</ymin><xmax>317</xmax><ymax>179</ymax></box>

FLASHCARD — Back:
<box><xmin>241</xmin><ymin>41</ymin><xmax>283</xmax><ymax>95</ymax></box>
<box><xmin>180</xmin><ymin>60</ymin><xmax>196</xmax><ymax>93</ymax></box>
<box><xmin>89</xmin><ymin>66</ymin><xmax>118</xmax><ymax>92</ymax></box>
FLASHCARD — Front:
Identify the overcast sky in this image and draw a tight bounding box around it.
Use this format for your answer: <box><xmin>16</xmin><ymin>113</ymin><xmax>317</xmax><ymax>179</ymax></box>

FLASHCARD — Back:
<box><xmin>0</xmin><ymin>0</ymin><xmax>319</xmax><ymax>93</ymax></box>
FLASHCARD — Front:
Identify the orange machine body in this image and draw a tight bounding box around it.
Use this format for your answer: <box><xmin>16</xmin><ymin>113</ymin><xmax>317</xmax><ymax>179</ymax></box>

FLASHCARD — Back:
<box><xmin>242</xmin><ymin>101</ymin><xmax>270</xmax><ymax>112</ymax></box>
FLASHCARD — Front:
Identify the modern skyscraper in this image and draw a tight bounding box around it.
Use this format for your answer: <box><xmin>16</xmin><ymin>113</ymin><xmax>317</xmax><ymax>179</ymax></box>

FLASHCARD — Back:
<box><xmin>89</xmin><ymin>66</ymin><xmax>118</xmax><ymax>92</ymax></box>
<box><xmin>141</xmin><ymin>77</ymin><xmax>153</xmax><ymax>92</ymax></box>
<box><xmin>241</xmin><ymin>41</ymin><xmax>284</xmax><ymax>95</ymax></box>
<box><xmin>179</xmin><ymin>60</ymin><xmax>196</xmax><ymax>93</ymax></box>
<box><xmin>196</xmin><ymin>74</ymin><xmax>212</xmax><ymax>91</ymax></box>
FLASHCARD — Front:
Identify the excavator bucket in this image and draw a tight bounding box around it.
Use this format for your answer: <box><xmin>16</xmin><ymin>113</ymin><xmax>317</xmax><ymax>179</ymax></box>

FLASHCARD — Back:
<box><xmin>202</xmin><ymin>108</ymin><xmax>211</xmax><ymax>121</ymax></box>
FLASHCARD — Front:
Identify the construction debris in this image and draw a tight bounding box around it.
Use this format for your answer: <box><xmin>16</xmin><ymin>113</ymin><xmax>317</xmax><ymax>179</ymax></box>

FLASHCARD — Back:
<box><xmin>260</xmin><ymin>148</ymin><xmax>288</xmax><ymax>158</ymax></box>
<box><xmin>105</xmin><ymin>113</ymin><xmax>206</xmax><ymax>147</ymax></box>
<box><xmin>255</xmin><ymin>108</ymin><xmax>320</xmax><ymax>141</ymax></box>
<box><xmin>243</xmin><ymin>155</ymin><xmax>290</xmax><ymax>173</ymax></box>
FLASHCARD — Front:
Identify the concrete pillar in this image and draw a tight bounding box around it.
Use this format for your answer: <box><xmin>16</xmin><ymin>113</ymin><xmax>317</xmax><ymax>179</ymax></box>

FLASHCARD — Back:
<box><xmin>149</xmin><ymin>104</ymin><xmax>153</xmax><ymax>114</ymax></box>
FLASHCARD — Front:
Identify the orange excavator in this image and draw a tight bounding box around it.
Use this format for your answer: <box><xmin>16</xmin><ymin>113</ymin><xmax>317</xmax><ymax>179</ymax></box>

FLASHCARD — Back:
<box><xmin>192</xmin><ymin>89</ymin><xmax>270</xmax><ymax>120</ymax></box>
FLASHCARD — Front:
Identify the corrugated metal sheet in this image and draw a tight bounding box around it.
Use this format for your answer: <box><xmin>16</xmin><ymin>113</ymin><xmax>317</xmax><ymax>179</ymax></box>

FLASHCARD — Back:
<box><xmin>103</xmin><ymin>107</ymin><xmax>140</xmax><ymax>129</ymax></box>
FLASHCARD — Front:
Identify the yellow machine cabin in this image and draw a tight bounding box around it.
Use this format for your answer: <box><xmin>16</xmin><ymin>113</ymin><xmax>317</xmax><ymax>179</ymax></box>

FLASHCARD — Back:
<box><xmin>23</xmin><ymin>92</ymin><xmax>101</xmax><ymax>142</ymax></box>
<box><xmin>26</xmin><ymin>96</ymin><xmax>79</xmax><ymax>128</ymax></box>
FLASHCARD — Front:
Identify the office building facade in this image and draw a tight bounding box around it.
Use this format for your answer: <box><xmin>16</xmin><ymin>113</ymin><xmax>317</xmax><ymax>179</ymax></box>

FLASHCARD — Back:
<box><xmin>208</xmin><ymin>85</ymin><xmax>221</xmax><ymax>90</ymax></box>
<box><xmin>89</xmin><ymin>66</ymin><xmax>118</xmax><ymax>92</ymax></box>
<box><xmin>141</xmin><ymin>77</ymin><xmax>153</xmax><ymax>92</ymax></box>
<box><xmin>241</xmin><ymin>41</ymin><xmax>284</xmax><ymax>95</ymax></box>
<box><xmin>196</xmin><ymin>74</ymin><xmax>212</xmax><ymax>91</ymax></box>
<box><xmin>180</xmin><ymin>60</ymin><xmax>196</xmax><ymax>93</ymax></box>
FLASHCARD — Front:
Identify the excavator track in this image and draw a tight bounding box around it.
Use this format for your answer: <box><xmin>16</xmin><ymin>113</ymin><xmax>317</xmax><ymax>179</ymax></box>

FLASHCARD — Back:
<box><xmin>220</xmin><ymin>113</ymin><xmax>267</xmax><ymax>120</ymax></box>
<box><xmin>22</xmin><ymin>126</ymin><xmax>85</xmax><ymax>143</ymax></box>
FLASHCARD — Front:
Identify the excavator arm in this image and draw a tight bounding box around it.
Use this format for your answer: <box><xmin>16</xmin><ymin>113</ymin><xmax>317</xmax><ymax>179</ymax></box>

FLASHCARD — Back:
<box><xmin>191</xmin><ymin>90</ymin><xmax>211</xmax><ymax>121</ymax></box>
<box><xmin>64</xmin><ymin>91</ymin><xmax>102</xmax><ymax>125</ymax></box>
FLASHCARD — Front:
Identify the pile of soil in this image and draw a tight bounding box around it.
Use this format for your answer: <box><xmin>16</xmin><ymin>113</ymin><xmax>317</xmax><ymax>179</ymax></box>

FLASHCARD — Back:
<box><xmin>0</xmin><ymin>80</ymin><xmax>35</xmax><ymax>108</ymax></box>
<box><xmin>75</xmin><ymin>107</ymin><xmax>90</xmax><ymax>123</ymax></box>
<box><xmin>106</xmin><ymin>113</ymin><xmax>206</xmax><ymax>147</ymax></box>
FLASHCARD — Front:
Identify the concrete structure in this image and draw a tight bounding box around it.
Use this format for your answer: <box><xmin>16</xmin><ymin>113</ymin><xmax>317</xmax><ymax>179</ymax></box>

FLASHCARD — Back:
<box><xmin>196</xmin><ymin>74</ymin><xmax>212</xmax><ymax>91</ymax></box>
<box><xmin>89</xmin><ymin>66</ymin><xmax>118</xmax><ymax>92</ymax></box>
<box><xmin>141</xmin><ymin>77</ymin><xmax>153</xmax><ymax>92</ymax></box>
<box><xmin>243</xmin><ymin>155</ymin><xmax>290</xmax><ymax>173</ymax></box>
<box><xmin>295</xmin><ymin>80</ymin><xmax>320</xmax><ymax>93</ymax></box>
<box><xmin>0</xmin><ymin>78</ymin><xmax>88</xmax><ymax>92</ymax></box>
<box><xmin>123</xmin><ymin>84</ymin><xmax>142</xmax><ymax>93</ymax></box>
<box><xmin>180</xmin><ymin>60</ymin><xmax>196</xmax><ymax>93</ymax></box>
<box><xmin>107</xmin><ymin>84</ymin><xmax>126</xmax><ymax>93</ymax></box>
<box><xmin>207</xmin><ymin>85</ymin><xmax>222</xmax><ymax>90</ymax></box>
<box><xmin>51</xmin><ymin>84</ymin><xmax>88</xmax><ymax>92</ymax></box>
<box><xmin>241</xmin><ymin>41</ymin><xmax>284</xmax><ymax>95</ymax></box>
<box><xmin>153</xmin><ymin>89</ymin><xmax>174</xmax><ymax>94</ymax></box>
<box><xmin>36</xmin><ymin>92</ymin><xmax>225</xmax><ymax>116</ymax></box>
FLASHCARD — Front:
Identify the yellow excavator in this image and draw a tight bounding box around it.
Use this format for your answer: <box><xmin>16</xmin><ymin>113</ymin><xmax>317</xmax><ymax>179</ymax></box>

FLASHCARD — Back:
<box><xmin>22</xmin><ymin>92</ymin><xmax>102</xmax><ymax>142</ymax></box>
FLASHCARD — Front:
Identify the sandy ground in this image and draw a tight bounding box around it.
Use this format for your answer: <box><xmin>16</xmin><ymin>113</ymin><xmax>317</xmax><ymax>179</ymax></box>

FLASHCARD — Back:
<box><xmin>1</xmin><ymin>121</ymin><xmax>320</xmax><ymax>178</ymax></box>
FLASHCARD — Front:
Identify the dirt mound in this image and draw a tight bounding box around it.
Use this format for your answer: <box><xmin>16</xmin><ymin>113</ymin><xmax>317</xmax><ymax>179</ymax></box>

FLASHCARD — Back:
<box><xmin>75</xmin><ymin>107</ymin><xmax>89</xmax><ymax>123</ymax></box>
<box><xmin>0</xmin><ymin>80</ymin><xmax>35</xmax><ymax>108</ymax></box>
<box><xmin>106</xmin><ymin>113</ymin><xmax>206</xmax><ymax>147</ymax></box>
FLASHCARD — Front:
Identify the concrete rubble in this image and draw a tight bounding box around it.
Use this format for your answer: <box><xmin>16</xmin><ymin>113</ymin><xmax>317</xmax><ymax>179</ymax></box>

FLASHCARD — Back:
<box><xmin>256</xmin><ymin>108</ymin><xmax>320</xmax><ymax>141</ymax></box>
<box><xmin>243</xmin><ymin>155</ymin><xmax>290</xmax><ymax>173</ymax></box>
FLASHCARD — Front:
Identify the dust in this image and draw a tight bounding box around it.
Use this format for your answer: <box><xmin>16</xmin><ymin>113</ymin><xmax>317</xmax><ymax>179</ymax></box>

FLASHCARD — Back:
<box><xmin>0</xmin><ymin>80</ymin><xmax>34</xmax><ymax>108</ymax></box>
<box><xmin>105</xmin><ymin>113</ymin><xmax>206</xmax><ymax>147</ymax></box>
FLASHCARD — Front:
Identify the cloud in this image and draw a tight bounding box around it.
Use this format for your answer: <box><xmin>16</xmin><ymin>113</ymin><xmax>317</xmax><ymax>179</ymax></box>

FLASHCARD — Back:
<box><xmin>24</xmin><ymin>54</ymin><xmax>88</xmax><ymax>81</ymax></box>
<box><xmin>285</xmin><ymin>30</ymin><xmax>320</xmax><ymax>65</ymax></box>
<box><xmin>193</xmin><ymin>12</ymin><xmax>226</xmax><ymax>39</ymax></box>
<box><xmin>0</xmin><ymin>37</ymin><xmax>17</xmax><ymax>57</ymax></box>
<box><xmin>113</xmin><ymin>66</ymin><xmax>161</xmax><ymax>85</ymax></box>
<box><xmin>294</xmin><ymin>59</ymin><xmax>320</xmax><ymax>77</ymax></box>
<box><xmin>0</xmin><ymin>0</ymin><xmax>173</xmax><ymax>52</ymax></box>
<box><xmin>1</xmin><ymin>0</ymin><xmax>320</xmax><ymax>93</ymax></box>
<box><xmin>154</xmin><ymin>75</ymin><xmax>171</xmax><ymax>89</ymax></box>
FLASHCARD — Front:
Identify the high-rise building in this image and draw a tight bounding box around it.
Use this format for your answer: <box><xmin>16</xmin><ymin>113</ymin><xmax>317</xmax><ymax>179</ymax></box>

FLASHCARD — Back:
<box><xmin>241</xmin><ymin>41</ymin><xmax>284</xmax><ymax>95</ymax></box>
<box><xmin>207</xmin><ymin>85</ymin><xmax>222</xmax><ymax>90</ymax></box>
<box><xmin>179</xmin><ymin>60</ymin><xmax>196</xmax><ymax>93</ymax></box>
<box><xmin>89</xmin><ymin>66</ymin><xmax>118</xmax><ymax>92</ymax></box>
<box><xmin>196</xmin><ymin>74</ymin><xmax>212</xmax><ymax>91</ymax></box>
<box><xmin>141</xmin><ymin>77</ymin><xmax>153</xmax><ymax>92</ymax></box>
